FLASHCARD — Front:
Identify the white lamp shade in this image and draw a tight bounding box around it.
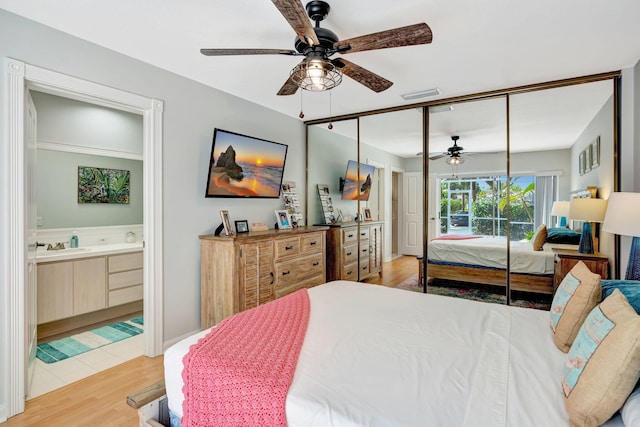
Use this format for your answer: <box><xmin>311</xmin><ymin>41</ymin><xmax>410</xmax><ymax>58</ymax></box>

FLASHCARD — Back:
<box><xmin>602</xmin><ymin>192</ymin><xmax>640</xmax><ymax>237</ymax></box>
<box><xmin>569</xmin><ymin>198</ymin><xmax>608</xmax><ymax>222</ymax></box>
<box><xmin>551</xmin><ymin>201</ymin><xmax>571</xmax><ymax>217</ymax></box>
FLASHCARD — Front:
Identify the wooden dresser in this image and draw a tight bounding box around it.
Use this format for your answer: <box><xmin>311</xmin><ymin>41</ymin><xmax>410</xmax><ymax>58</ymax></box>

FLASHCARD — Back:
<box><xmin>553</xmin><ymin>248</ymin><xmax>609</xmax><ymax>293</ymax></box>
<box><xmin>200</xmin><ymin>226</ymin><xmax>328</xmax><ymax>328</ymax></box>
<box><xmin>325</xmin><ymin>221</ymin><xmax>383</xmax><ymax>282</ymax></box>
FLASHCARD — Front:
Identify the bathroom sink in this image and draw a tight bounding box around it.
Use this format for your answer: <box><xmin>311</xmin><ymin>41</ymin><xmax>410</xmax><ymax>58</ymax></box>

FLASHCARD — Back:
<box><xmin>37</xmin><ymin>247</ymin><xmax>90</xmax><ymax>258</ymax></box>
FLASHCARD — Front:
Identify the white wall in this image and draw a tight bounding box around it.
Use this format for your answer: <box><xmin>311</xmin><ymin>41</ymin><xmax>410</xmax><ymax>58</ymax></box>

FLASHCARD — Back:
<box><xmin>0</xmin><ymin>9</ymin><xmax>306</xmax><ymax>415</ymax></box>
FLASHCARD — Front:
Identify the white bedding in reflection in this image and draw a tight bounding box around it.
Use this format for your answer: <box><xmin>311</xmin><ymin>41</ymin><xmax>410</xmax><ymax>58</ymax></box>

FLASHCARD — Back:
<box><xmin>428</xmin><ymin>237</ymin><xmax>578</xmax><ymax>274</ymax></box>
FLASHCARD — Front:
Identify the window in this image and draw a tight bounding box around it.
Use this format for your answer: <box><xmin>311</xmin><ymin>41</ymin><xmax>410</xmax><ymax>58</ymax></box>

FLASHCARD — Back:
<box><xmin>440</xmin><ymin>175</ymin><xmax>537</xmax><ymax>240</ymax></box>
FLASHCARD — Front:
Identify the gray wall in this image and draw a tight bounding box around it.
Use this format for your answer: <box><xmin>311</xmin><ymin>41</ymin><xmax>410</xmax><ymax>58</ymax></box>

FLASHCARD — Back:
<box><xmin>37</xmin><ymin>150</ymin><xmax>143</xmax><ymax>228</ymax></box>
<box><xmin>31</xmin><ymin>90</ymin><xmax>143</xmax><ymax>153</ymax></box>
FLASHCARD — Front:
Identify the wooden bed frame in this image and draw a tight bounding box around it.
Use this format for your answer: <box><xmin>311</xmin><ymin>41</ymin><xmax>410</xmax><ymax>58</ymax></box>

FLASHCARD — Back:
<box><xmin>426</xmin><ymin>262</ymin><xmax>554</xmax><ymax>294</ymax></box>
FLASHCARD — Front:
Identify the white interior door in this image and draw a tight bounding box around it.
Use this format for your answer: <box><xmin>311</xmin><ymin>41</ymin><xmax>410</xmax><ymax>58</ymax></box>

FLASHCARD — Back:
<box><xmin>25</xmin><ymin>90</ymin><xmax>38</xmax><ymax>394</ymax></box>
<box><xmin>401</xmin><ymin>172</ymin><xmax>423</xmax><ymax>256</ymax></box>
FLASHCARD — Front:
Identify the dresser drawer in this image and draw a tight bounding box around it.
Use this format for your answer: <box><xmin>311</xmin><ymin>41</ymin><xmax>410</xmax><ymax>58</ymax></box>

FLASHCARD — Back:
<box><xmin>342</xmin><ymin>244</ymin><xmax>358</xmax><ymax>264</ymax></box>
<box><xmin>301</xmin><ymin>232</ymin><xmax>323</xmax><ymax>254</ymax></box>
<box><xmin>342</xmin><ymin>228</ymin><xmax>358</xmax><ymax>244</ymax></box>
<box><xmin>360</xmin><ymin>243</ymin><xmax>370</xmax><ymax>257</ymax></box>
<box><xmin>358</xmin><ymin>228</ymin><xmax>370</xmax><ymax>240</ymax></box>
<box><xmin>274</xmin><ymin>237</ymin><xmax>300</xmax><ymax>260</ymax></box>
<box><xmin>342</xmin><ymin>262</ymin><xmax>358</xmax><ymax>281</ymax></box>
<box><xmin>275</xmin><ymin>275</ymin><xmax>325</xmax><ymax>299</ymax></box>
<box><xmin>276</xmin><ymin>253</ymin><xmax>324</xmax><ymax>288</ymax></box>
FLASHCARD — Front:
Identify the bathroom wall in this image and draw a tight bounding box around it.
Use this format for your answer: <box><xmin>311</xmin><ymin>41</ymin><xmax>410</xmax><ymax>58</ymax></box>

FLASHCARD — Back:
<box><xmin>31</xmin><ymin>91</ymin><xmax>143</xmax><ymax>229</ymax></box>
<box><xmin>36</xmin><ymin>150</ymin><xmax>143</xmax><ymax>228</ymax></box>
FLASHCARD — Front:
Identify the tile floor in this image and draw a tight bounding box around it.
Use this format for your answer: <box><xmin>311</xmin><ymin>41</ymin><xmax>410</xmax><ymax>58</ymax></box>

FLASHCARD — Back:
<box><xmin>27</xmin><ymin>333</ymin><xmax>144</xmax><ymax>399</ymax></box>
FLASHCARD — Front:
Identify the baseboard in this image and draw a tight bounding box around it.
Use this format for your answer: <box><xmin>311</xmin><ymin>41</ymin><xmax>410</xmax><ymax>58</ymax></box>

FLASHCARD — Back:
<box><xmin>38</xmin><ymin>301</ymin><xmax>143</xmax><ymax>340</ymax></box>
<box><xmin>162</xmin><ymin>328</ymin><xmax>201</xmax><ymax>352</ymax></box>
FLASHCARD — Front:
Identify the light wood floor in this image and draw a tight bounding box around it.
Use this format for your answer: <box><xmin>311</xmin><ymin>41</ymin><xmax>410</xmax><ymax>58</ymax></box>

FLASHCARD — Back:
<box><xmin>364</xmin><ymin>255</ymin><xmax>418</xmax><ymax>287</ymax></box>
<box><xmin>1</xmin><ymin>355</ymin><xmax>164</xmax><ymax>426</ymax></box>
<box><xmin>2</xmin><ymin>256</ymin><xmax>417</xmax><ymax>426</ymax></box>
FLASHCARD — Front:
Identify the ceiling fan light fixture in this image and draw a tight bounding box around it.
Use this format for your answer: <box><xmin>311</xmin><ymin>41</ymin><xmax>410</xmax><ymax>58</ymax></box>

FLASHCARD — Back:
<box><xmin>291</xmin><ymin>57</ymin><xmax>342</xmax><ymax>92</ymax></box>
<box><xmin>445</xmin><ymin>155</ymin><xmax>465</xmax><ymax>165</ymax></box>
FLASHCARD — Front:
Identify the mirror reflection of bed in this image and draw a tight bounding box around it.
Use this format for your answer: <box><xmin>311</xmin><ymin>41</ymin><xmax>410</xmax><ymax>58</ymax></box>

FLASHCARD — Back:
<box><xmin>424</xmin><ymin>79</ymin><xmax>615</xmax><ymax>305</ymax></box>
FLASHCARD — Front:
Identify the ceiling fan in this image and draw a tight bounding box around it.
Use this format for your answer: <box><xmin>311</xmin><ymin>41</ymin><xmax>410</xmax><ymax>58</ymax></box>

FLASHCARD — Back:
<box><xmin>200</xmin><ymin>0</ymin><xmax>433</xmax><ymax>95</ymax></box>
<box><xmin>429</xmin><ymin>136</ymin><xmax>469</xmax><ymax>164</ymax></box>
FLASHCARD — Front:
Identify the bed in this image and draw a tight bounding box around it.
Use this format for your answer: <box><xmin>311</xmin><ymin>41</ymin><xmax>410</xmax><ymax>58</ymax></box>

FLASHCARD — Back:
<box><xmin>163</xmin><ymin>280</ymin><xmax>625</xmax><ymax>427</ymax></box>
<box><xmin>426</xmin><ymin>236</ymin><xmax>579</xmax><ymax>294</ymax></box>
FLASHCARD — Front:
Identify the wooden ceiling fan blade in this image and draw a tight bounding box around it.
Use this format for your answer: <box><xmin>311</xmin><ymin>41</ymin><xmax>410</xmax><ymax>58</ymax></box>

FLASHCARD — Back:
<box><xmin>335</xmin><ymin>23</ymin><xmax>433</xmax><ymax>54</ymax></box>
<box><xmin>429</xmin><ymin>153</ymin><xmax>447</xmax><ymax>160</ymax></box>
<box><xmin>332</xmin><ymin>58</ymin><xmax>393</xmax><ymax>93</ymax></box>
<box><xmin>277</xmin><ymin>75</ymin><xmax>299</xmax><ymax>96</ymax></box>
<box><xmin>271</xmin><ymin>0</ymin><xmax>320</xmax><ymax>46</ymax></box>
<box><xmin>200</xmin><ymin>48</ymin><xmax>298</xmax><ymax>56</ymax></box>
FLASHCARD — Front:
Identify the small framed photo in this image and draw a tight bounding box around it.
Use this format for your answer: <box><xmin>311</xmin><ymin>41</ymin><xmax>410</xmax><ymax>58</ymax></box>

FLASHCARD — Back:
<box><xmin>235</xmin><ymin>220</ymin><xmax>249</xmax><ymax>233</ymax></box>
<box><xmin>578</xmin><ymin>151</ymin><xmax>585</xmax><ymax>175</ymax></box>
<box><xmin>275</xmin><ymin>210</ymin><xmax>292</xmax><ymax>229</ymax></box>
<box><xmin>220</xmin><ymin>210</ymin><xmax>233</xmax><ymax>236</ymax></box>
<box><xmin>591</xmin><ymin>136</ymin><xmax>600</xmax><ymax>168</ymax></box>
<box><xmin>362</xmin><ymin>207</ymin><xmax>372</xmax><ymax>221</ymax></box>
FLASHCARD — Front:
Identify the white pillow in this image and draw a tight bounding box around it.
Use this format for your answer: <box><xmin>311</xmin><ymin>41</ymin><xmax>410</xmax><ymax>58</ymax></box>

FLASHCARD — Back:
<box><xmin>622</xmin><ymin>385</ymin><xmax>640</xmax><ymax>426</ymax></box>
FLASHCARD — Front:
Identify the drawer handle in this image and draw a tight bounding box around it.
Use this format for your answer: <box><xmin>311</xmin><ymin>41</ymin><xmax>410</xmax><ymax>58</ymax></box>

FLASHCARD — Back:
<box><xmin>347</xmin><ymin>270</ymin><xmax>353</xmax><ymax>275</ymax></box>
<box><xmin>270</xmin><ymin>272</ymin><xmax>274</xmax><ymax>285</ymax></box>
<box><xmin>362</xmin><ymin>266</ymin><xmax>368</xmax><ymax>270</ymax></box>
<box><xmin>348</xmin><ymin>233</ymin><xmax>354</xmax><ymax>238</ymax></box>
<box><xmin>282</xmin><ymin>270</ymin><xmax>291</xmax><ymax>276</ymax></box>
<box><xmin>310</xmin><ymin>241</ymin><xmax>317</xmax><ymax>246</ymax></box>
<box><xmin>361</xmin><ymin>232</ymin><xmax>366</xmax><ymax>236</ymax></box>
<box><xmin>312</xmin><ymin>262</ymin><xmax>319</xmax><ymax>266</ymax></box>
<box><xmin>346</xmin><ymin>251</ymin><xmax>353</xmax><ymax>256</ymax></box>
<box><xmin>285</xmin><ymin>245</ymin><xmax>293</xmax><ymax>250</ymax></box>
<box><xmin>362</xmin><ymin>249</ymin><xmax>367</xmax><ymax>253</ymax></box>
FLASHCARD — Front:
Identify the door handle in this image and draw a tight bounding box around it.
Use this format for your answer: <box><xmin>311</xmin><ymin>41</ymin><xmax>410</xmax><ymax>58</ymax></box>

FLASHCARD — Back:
<box><xmin>270</xmin><ymin>272</ymin><xmax>274</xmax><ymax>284</ymax></box>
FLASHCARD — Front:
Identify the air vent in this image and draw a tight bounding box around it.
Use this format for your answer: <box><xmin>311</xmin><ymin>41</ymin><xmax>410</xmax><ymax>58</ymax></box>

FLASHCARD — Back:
<box><xmin>401</xmin><ymin>88</ymin><xmax>441</xmax><ymax>101</ymax></box>
<box><xmin>429</xmin><ymin>105</ymin><xmax>453</xmax><ymax>113</ymax></box>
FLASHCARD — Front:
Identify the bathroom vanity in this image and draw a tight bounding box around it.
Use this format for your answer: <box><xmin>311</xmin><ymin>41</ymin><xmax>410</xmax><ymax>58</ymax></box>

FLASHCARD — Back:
<box><xmin>36</xmin><ymin>243</ymin><xmax>143</xmax><ymax>339</ymax></box>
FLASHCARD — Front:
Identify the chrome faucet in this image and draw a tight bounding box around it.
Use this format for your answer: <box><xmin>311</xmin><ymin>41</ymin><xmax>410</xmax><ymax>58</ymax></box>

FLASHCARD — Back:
<box><xmin>47</xmin><ymin>242</ymin><xmax>66</xmax><ymax>250</ymax></box>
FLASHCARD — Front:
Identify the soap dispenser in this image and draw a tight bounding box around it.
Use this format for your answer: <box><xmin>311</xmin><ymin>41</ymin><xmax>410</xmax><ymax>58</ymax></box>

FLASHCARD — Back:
<box><xmin>70</xmin><ymin>231</ymin><xmax>79</xmax><ymax>248</ymax></box>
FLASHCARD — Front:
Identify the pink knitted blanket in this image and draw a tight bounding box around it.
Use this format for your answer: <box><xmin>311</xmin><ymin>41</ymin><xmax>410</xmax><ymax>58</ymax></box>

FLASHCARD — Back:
<box><xmin>181</xmin><ymin>289</ymin><xmax>310</xmax><ymax>427</ymax></box>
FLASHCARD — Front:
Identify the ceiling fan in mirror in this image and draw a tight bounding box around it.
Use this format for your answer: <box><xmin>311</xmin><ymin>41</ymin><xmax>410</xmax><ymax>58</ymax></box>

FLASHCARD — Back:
<box><xmin>429</xmin><ymin>136</ymin><xmax>475</xmax><ymax>165</ymax></box>
<box><xmin>200</xmin><ymin>0</ymin><xmax>433</xmax><ymax>95</ymax></box>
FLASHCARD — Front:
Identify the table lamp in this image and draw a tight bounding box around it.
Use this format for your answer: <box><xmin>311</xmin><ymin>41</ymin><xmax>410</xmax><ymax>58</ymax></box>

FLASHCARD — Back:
<box><xmin>602</xmin><ymin>192</ymin><xmax>640</xmax><ymax>280</ymax></box>
<box><xmin>551</xmin><ymin>201</ymin><xmax>571</xmax><ymax>227</ymax></box>
<box><xmin>569</xmin><ymin>198</ymin><xmax>608</xmax><ymax>254</ymax></box>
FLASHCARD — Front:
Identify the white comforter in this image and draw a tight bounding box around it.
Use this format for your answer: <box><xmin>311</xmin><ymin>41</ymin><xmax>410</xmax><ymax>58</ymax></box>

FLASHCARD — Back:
<box><xmin>428</xmin><ymin>237</ymin><xmax>573</xmax><ymax>274</ymax></box>
<box><xmin>165</xmin><ymin>281</ymin><xmax>624</xmax><ymax>426</ymax></box>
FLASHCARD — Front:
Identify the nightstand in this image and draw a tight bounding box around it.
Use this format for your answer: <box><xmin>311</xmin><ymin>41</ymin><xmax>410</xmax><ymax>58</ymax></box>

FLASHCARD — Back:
<box><xmin>553</xmin><ymin>248</ymin><xmax>609</xmax><ymax>293</ymax></box>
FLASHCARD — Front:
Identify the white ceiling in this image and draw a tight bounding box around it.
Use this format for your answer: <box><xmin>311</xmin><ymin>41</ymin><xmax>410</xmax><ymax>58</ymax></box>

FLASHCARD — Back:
<box><xmin>2</xmin><ymin>0</ymin><xmax>639</xmax><ymax>156</ymax></box>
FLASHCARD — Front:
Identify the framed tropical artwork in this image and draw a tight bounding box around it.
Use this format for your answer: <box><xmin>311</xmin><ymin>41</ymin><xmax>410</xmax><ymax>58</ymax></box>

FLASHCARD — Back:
<box><xmin>78</xmin><ymin>166</ymin><xmax>130</xmax><ymax>204</ymax></box>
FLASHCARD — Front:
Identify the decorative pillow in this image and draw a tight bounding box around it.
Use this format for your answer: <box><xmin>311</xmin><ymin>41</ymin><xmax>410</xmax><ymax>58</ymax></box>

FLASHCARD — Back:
<box><xmin>622</xmin><ymin>384</ymin><xmax>640</xmax><ymax>426</ymax></box>
<box><xmin>545</xmin><ymin>227</ymin><xmax>581</xmax><ymax>245</ymax></box>
<box><xmin>602</xmin><ymin>280</ymin><xmax>640</xmax><ymax>315</ymax></box>
<box><xmin>532</xmin><ymin>224</ymin><xmax>547</xmax><ymax>251</ymax></box>
<box><xmin>563</xmin><ymin>290</ymin><xmax>640</xmax><ymax>427</ymax></box>
<box><xmin>550</xmin><ymin>261</ymin><xmax>601</xmax><ymax>352</ymax></box>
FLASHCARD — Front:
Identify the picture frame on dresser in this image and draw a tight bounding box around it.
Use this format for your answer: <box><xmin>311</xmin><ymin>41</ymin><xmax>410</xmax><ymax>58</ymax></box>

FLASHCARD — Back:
<box><xmin>235</xmin><ymin>220</ymin><xmax>249</xmax><ymax>233</ymax></box>
<box><xmin>275</xmin><ymin>210</ymin><xmax>292</xmax><ymax>229</ymax></box>
<box><xmin>220</xmin><ymin>210</ymin><xmax>233</xmax><ymax>236</ymax></box>
<box><xmin>362</xmin><ymin>207</ymin><xmax>372</xmax><ymax>221</ymax></box>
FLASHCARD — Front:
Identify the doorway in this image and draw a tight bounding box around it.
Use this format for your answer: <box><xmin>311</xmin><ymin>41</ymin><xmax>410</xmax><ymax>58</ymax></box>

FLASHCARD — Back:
<box><xmin>392</xmin><ymin>171</ymin><xmax>399</xmax><ymax>257</ymax></box>
<box><xmin>27</xmin><ymin>90</ymin><xmax>146</xmax><ymax>398</ymax></box>
<box><xmin>4</xmin><ymin>58</ymin><xmax>163</xmax><ymax>418</ymax></box>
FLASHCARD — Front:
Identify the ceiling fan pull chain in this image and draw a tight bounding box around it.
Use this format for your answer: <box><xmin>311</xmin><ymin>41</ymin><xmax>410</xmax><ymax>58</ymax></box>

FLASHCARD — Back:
<box><xmin>328</xmin><ymin>91</ymin><xmax>333</xmax><ymax>130</ymax></box>
<box><xmin>299</xmin><ymin>90</ymin><xmax>305</xmax><ymax>118</ymax></box>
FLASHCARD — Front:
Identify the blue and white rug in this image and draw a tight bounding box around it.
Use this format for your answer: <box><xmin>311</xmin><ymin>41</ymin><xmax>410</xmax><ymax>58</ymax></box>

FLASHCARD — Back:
<box><xmin>36</xmin><ymin>316</ymin><xmax>144</xmax><ymax>364</ymax></box>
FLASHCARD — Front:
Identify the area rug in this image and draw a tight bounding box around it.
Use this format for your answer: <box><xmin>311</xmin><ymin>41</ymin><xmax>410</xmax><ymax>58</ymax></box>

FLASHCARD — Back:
<box><xmin>396</xmin><ymin>275</ymin><xmax>552</xmax><ymax>310</ymax></box>
<box><xmin>36</xmin><ymin>316</ymin><xmax>144</xmax><ymax>364</ymax></box>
